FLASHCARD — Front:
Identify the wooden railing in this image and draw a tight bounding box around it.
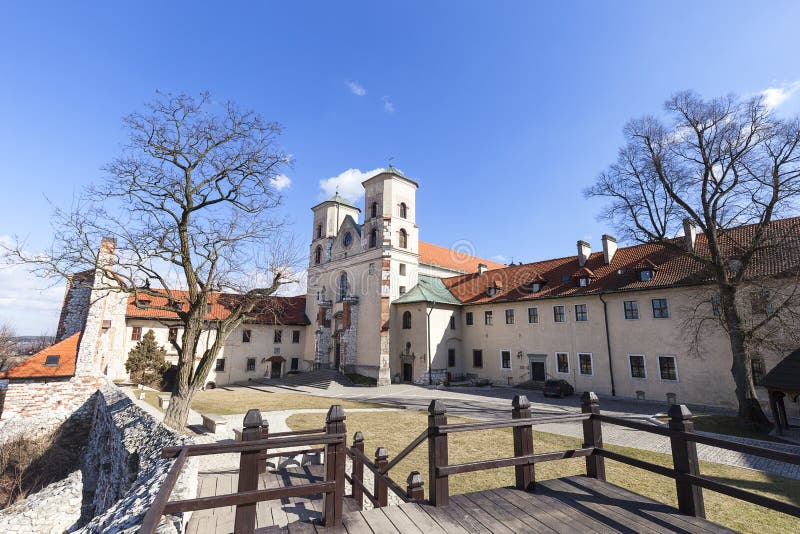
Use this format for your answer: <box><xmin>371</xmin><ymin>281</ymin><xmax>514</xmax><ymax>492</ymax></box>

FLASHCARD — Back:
<box><xmin>346</xmin><ymin>392</ymin><xmax>800</xmax><ymax>521</ymax></box>
<box><xmin>140</xmin><ymin>392</ymin><xmax>800</xmax><ymax>533</ymax></box>
<box><xmin>138</xmin><ymin>405</ymin><xmax>347</xmax><ymax>534</ymax></box>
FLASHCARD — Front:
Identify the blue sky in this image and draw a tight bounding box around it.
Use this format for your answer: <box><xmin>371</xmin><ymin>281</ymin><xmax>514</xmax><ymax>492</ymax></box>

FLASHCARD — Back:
<box><xmin>2</xmin><ymin>1</ymin><xmax>800</xmax><ymax>333</ymax></box>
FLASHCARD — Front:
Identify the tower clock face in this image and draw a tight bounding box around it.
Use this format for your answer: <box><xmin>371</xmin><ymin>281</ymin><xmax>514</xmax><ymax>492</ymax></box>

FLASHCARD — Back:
<box><xmin>343</xmin><ymin>232</ymin><xmax>353</xmax><ymax>248</ymax></box>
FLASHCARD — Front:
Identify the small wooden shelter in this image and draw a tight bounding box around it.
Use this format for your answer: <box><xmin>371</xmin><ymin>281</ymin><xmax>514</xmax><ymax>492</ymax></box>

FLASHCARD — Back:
<box><xmin>760</xmin><ymin>349</ymin><xmax>800</xmax><ymax>435</ymax></box>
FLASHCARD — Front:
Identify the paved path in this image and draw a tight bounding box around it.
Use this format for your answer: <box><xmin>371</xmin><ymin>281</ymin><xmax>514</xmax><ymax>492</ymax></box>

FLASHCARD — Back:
<box><xmin>241</xmin><ymin>382</ymin><xmax>800</xmax><ymax>480</ymax></box>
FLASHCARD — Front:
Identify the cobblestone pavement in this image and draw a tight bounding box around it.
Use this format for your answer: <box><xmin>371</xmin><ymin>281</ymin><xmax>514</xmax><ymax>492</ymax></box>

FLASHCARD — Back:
<box><xmin>242</xmin><ymin>382</ymin><xmax>800</xmax><ymax>480</ymax></box>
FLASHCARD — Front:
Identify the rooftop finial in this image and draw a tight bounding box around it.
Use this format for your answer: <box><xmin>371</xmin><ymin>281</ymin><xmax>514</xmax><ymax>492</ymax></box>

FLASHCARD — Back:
<box><xmin>388</xmin><ymin>156</ymin><xmax>395</xmax><ymax>171</ymax></box>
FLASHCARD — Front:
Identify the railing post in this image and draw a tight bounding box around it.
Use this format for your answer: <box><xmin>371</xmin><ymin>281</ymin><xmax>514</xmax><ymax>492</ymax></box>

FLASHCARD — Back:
<box><xmin>323</xmin><ymin>405</ymin><xmax>346</xmax><ymax>527</ymax></box>
<box><xmin>427</xmin><ymin>399</ymin><xmax>449</xmax><ymax>506</ymax></box>
<box><xmin>581</xmin><ymin>392</ymin><xmax>606</xmax><ymax>481</ymax></box>
<box><xmin>234</xmin><ymin>409</ymin><xmax>262</xmax><ymax>534</ymax></box>
<box><xmin>406</xmin><ymin>470</ymin><xmax>424</xmax><ymax>502</ymax></box>
<box><xmin>512</xmin><ymin>395</ymin><xmax>535</xmax><ymax>490</ymax></box>
<box><xmin>258</xmin><ymin>419</ymin><xmax>269</xmax><ymax>474</ymax></box>
<box><xmin>374</xmin><ymin>447</ymin><xmax>389</xmax><ymax>507</ymax></box>
<box><xmin>351</xmin><ymin>431</ymin><xmax>364</xmax><ymax>509</ymax></box>
<box><xmin>668</xmin><ymin>404</ymin><xmax>705</xmax><ymax>518</ymax></box>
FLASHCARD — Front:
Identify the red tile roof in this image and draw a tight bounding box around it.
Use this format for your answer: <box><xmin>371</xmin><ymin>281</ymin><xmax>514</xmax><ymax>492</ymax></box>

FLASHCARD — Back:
<box><xmin>442</xmin><ymin>217</ymin><xmax>800</xmax><ymax>305</ymax></box>
<box><xmin>0</xmin><ymin>333</ymin><xmax>80</xmax><ymax>379</ymax></box>
<box><xmin>419</xmin><ymin>241</ymin><xmax>505</xmax><ymax>274</ymax></box>
<box><xmin>126</xmin><ymin>292</ymin><xmax>309</xmax><ymax>325</ymax></box>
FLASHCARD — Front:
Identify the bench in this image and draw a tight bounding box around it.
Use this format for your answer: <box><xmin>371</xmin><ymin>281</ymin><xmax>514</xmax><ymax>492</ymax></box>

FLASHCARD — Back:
<box><xmin>202</xmin><ymin>413</ymin><xmax>228</xmax><ymax>434</ymax></box>
<box><xmin>157</xmin><ymin>395</ymin><xmax>171</xmax><ymax>409</ymax></box>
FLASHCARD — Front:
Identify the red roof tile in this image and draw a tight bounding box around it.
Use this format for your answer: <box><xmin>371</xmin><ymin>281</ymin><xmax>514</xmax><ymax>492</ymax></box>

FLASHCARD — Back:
<box><xmin>0</xmin><ymin>333</ymin><xmax>80</xmax><ymax>379</ymax></box>
<box><xmin>419</xmin><ymin>241</ymin><xmax>505</xmax><ymax>274</ymax></box>
<box><xmin>442</xmin><ymin>217</ymin><xmax>800</xmax><ymax>304</ymax></box>
<box><xmin>126</xmin><ymin>292</ymin><xmax>309</xmax><ymax>325</ymax></box>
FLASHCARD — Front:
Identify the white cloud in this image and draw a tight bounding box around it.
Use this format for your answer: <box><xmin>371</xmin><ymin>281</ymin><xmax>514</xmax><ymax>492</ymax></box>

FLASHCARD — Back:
<box><xmin>382</xmin><ymin>96</ymin><xmax>395</xmax><ymax>113</ymax></box>
<box><xmin>319</xmin><ymin>168</ymin><xmax>384</xmax><ymax>203</ymax></box>
<box><xmin>345</xmin><ymin>80</ymin><xmax>367</xmax><ymax>96</ymax></box>
<box><xmin>270</xmin><ymin>174</ymin><xmax>292</xmax><ymax>191</ymax></box>
<box><xmin>760</xmin><ymin>81</ymin><xmax>800</xmax><ymax>110</ymax></box>
<box><xmin>492</xmin><ymin>254</ymin><xmax>508</xmax><ymax>264</ymax></box>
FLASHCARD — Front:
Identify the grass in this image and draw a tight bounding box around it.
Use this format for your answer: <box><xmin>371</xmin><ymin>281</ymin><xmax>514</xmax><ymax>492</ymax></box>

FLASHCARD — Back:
<box><xmin>287</xmin><ymin>410</ymin><xmax>800</xmax><ymax>533</ymax></box>
<box><xmin>656</xmin><ymin>413</ymin><xmax>781</xmax><ymax>443</ymax></box>
<box><xmin>130</xmin><ymin>385</ymin><xmax>387</xmax><ymax>415</ymax></box>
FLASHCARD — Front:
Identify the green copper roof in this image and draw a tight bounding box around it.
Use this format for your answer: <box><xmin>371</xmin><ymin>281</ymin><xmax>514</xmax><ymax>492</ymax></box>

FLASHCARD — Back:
<box><xmin>394</xmin><ymin>275</ymin><xmax>462</xmax><ymax>306</ymax></box>
<box><xmin>328</xmin><ymin>193</ymin><xmax>358</xmax><ymax>209</ymax></box>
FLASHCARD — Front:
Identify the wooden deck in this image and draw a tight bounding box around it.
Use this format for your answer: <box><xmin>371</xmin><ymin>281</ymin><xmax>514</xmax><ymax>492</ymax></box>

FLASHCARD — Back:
<box><xmin>186</xmin><ymin>466</ymin><xmax>734</xmax><ymax>533</ymax></box>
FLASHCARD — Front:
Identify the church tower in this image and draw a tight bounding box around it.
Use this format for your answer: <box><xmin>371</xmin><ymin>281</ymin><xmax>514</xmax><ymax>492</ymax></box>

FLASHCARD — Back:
<box><xmin>304</xmin><ymin>166</ymin><xmax>419</xmax><ymax>385</ymax></box>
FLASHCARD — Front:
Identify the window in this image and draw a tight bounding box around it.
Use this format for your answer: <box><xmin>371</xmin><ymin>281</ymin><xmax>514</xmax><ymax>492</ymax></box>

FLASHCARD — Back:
<box><xmin>314</xmin><ymin>246</ymin><xmax>322</xmax><ymax>264</ymax></box>
<box><xmin>168</xmin><ymin>327</ymin><xmax>178</xmax><ymax>343</ymax></box>
<box><xmin>343</xmin><ymin>232</ymin><xmax>353</xmax><ymax>248</ymax></box>
<box><xmin>131</xmin><ymin>326</ymin><xmax>142</xmax><ymax>341</ymax></box>
<box><xmin>652</xmin><ymin>298</ymin><xmax>669</xmax><ymax>318</ymax></box>
<box><xmin>338</xmin><ymin>272</ymin><xmax>349</xmax><ymax>300</ymax></box>
<box><xmin>639</xmin><ymin>269</ymin><xmax>654</xmax><ymax>282</ymax></box>
<box><xmin>172</xmin><ymin>301</ymin><xmax>182</xmax><ymax>311</ymax></box>
<box><xmin>400</xmin><ymin>202</ymin><xmax>408</xmax><ymax>218</ymax></box>
<box><xmin>399</xmin><ymin>263</ymin><xmax>406</xmax><ymax>276</ymax></box>
<box><xmin>528</xmin><ymin>307</ymin><xmax>539</xmax><ymax>324</ymax></box>
<box><xmin>206</xmin><ymin>304</ymin><xmax>212</xmax><ymax>314</ymax></box>
<box><xmin>448</xmin><ymin>349</ymin><xmax>456</xmax><ymax>367</ymax></box>
<box><xmin>751</xmin><ymin>357</ymin><xmax>765</xmax><ymax>384</ymax></box>
<box><xmin>291</xmin><ymin>357</ymin><xmax>299</xmax><ymax>371</ymax></box>
<box><xmin>44</xmin><ymin>355</ymin><xmax>60</xmax><ymax>366</ymax></box>
<box><xmin>531</xmin><ymin>282</ymin><xmax>544</xmax><ymax>292</ymax></box>
<box><xmin>629</xmin><ymin>355</ymin><xmax>646</xmax><ymax>379</ymax></box>
<box><xmin>242</xmin><ymin>329</ymin><xmax>251</xmax><ymax>343</ymax></box>
<box><xmin>473</xmin><ymin>350</ymin><xmax>483</xmax><ymax>368</ymax></box>
<box><xmin>449</xmin><ymin>316</ymin><xmax>456</xmax><ymax>330</ymax></box>
<box><xmin>402</xmin><ymin>311</ymin><xmax>412</xmax><ymax>329</ymax></box>
<box><xmin>246</xmin><ymin>358</ymin><xmax>256</xmax><ymax>372</ymax></box>
<box><xmin>274</xmin><ymin>329</ymin><xmax>282</xmax><ymax>343</ymax></box>
<box><xmin>556</xmin><ymin>352</ymin><xmax>569</xmax><ymax>374</ymax></box>
<box><xmin>553</xmin><ymin>305</ymin><xmax>565</xmax><ymax>323</ymax></box>
<box><xmin>369</xmin><ymin>263</ymin><xmax>375</xmax><ymax>275</ymax></box>
<box><xmin>369</xmin><ymin>229</ymin><xmax>377</xmax><ymax>248</ymax></box>
<box><xmin>501</xmin><ymin>350</ymin><xmax>511</xmax><ymax>370</ymax></box>
<box><xmin>370</xmin><ymin>201</ymin><xmax>378</xmax><ymax>219</ymax></box>
<box><xmin>215</xmin><ymin>358</ymin><xmax>225</xmax><ymax>372</ymax></box>
<box><xmin>623</xmin><ymin>301</ymin><xmax>639</xmax><ymax>320</ymax></box>
<box><xmin>399</xmin><ymin>229</ymin><xmax>408</xmax><ymax>249</ymax></box>
<box><xmin>578</xmin><ymin>277</ymin><xmax>590</xmax><ymax>287</ymax></box>
<box><xmin>316</xmin><ymin>224</ymin><xmax>322</xmax><ymax>239</ymax></box>
<box><xmin>751</xmin><ymin>290</ymin><xmax>773</xmax><ymax>315</ymax></box>
<box><xmin>505</xmin><ymin>309</ymin><xmax>514</xmax><ymax>324</ymax></box>
<box><xmin>484</xmin><ymin>311</ymin><xmax>493</xmax><ymax>325</ymax></box>
<box><xmin>575</xmin><ymin>304</ymin><xmax>588</xmax><ymax>322</ymax></box>
<box><xmin>465</xmin><ymin>312</ymin><xmax>474</xmax><ymax>326</ymax></box>
<box><xmin>292</xmin><ymin>330</ymin><xmax>301</xmax><ymax>343</ymax></box>
<box><xmin>578</xmin><ymin>353</ymin><xmax>593</xmax><ymax>375</ymax></box>
<box><xmin>658</xmin><ymin>355</ymin><xmax>678</xmax><ymax>381</ymax></box>
<box><xmin>399</xmin><ymin>286</ymin><xmax>406</xmax><ymax>295</ymax></box>
<box><xmin>711</xmin><ymin>295</ymin><xmax>721</xmax><ymax>317</ymax></box>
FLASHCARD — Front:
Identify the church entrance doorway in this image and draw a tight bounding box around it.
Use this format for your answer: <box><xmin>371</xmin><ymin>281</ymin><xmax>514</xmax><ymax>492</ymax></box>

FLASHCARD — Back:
<box><xmin>402</xmin><ymin>363</ymin><xmax>413</xmax><ymax>383</ymax></box>
<box><xmin>334</xmin><ymin>342</ymin><xmax>341</xmax><ymax>370</ymax></box>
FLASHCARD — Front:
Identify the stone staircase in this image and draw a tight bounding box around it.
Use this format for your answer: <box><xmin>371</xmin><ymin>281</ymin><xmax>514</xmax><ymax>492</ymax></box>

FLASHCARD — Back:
<box><xmin>516</xmin><ymin>379</ymin><xmax>545</xmax><ymax>390</ymax></box>
<box><xmin>256</xmin><ymin>369</ymin><xmax>353</xmax><ymax>390</ymax></box>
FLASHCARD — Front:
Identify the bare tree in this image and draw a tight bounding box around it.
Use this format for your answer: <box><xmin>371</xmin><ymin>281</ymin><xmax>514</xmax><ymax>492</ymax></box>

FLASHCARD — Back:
<box><xmin>0</xmin><ymin>322</ymin><xmax>17</xmax><ymax>372</ymax></box>
<box><xmin>587</xmin><ymin>91</ymin><xmax>800</xmax><ymax>427</ymax></box>
<box><xmin>4</xmin><ymin>92</ymin><xmax>296</xmax><ymax>429</ymax></box>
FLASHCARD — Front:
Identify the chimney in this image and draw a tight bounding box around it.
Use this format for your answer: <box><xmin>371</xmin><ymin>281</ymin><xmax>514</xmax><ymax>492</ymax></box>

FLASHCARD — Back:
<box><xmin>601</xmin><ymin>235</ymin><xmax>617</xmax><ymax>265</ymax></box>
<box><xmin>98</xmin><ymin>237</ymin><xmax>117</xmax><ymax>267</ymax></box>
<box><xmin>577</xmin><ymin>240</ymin><xmax>591</xmax><ymax>267</ymax></box>
<box><xmin>683</xmin><ymin>218</ymin><xmax>697</xmax><ymax>252</ymax></box>
<box><xmin>477</xmin><ymin>263</ymin><xmax>488</xmax><ymax>275</ymax></box>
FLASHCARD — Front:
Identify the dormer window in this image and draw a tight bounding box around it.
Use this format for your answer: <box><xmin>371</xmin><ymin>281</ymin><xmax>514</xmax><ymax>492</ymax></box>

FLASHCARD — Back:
<box><xmin>573</xmin><ymin>267</ymin><xmax>596</xmax><ymax>287</ymax></box>
<box><xmin>578</xmin><ymin>277</ymin><xmax>590</xmax><ymax>287</ymax></box>
<box><xmin>639</xmin><ymin>269</ymin><xmax>654</xmax><ymax>282</ymax></box>
<box><xmin>172</xmin><ymin>301</ymin><xmax>183</xmax><ymax>311</ymax></box>
<box><xmin>44</xmin><ymin>355</ymin><xmax>60</xmax><ymax>366</ymax></box>
<box><xmin>634</xmin><ymin>259</ymin><xmax>658</xmax><ymax>282</ymax></box>
<box><xmin>487</xmin><ymin>287</ymin><xmax>497</xmax><ymax>297</ymax></box>
<box><xmin>532</xmin><ymin>283</ymin><xmax>543</xmax><ymax>292</ymax></box>
<box><xmin>136</xmin><ymin>298</ymin><xmax>151</xmax><ymax>307</ymax></box>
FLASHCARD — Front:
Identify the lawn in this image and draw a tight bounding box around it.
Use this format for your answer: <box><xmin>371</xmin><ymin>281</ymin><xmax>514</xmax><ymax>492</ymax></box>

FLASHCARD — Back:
<box><xmin>287</xmin><ymin>410</ymin><xmax>800</xmax><ymax>533</ymax></box>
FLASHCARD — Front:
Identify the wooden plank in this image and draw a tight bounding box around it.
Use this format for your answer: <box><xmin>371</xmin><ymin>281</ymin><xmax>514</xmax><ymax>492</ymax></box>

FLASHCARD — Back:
<box><xmin>215</xmin><ymin>473</ymin><xmax>235</xmax><ymax>534</ymax></box>
<box><xmin>380</xmin><ymin>505</ymin><xmax>424</xmax><ymax>534</ymax></box>
<box><xmin>491</xmin><ymin>487</ymin><xmax>601</xmax><ymax>533</ymax></box>
<box><xmin>479</xmin><ymin>489</ymin><xmax>560</xmax><ymax>534</ymax></box>
<box><xmin>265</xmin><ymin>471</ymin><xmax>291</xmax><ymax>527</ymax></box>
<box><xmin>359</xmin><ymin>508</ymin><xmax>401</xmax><ymax>534</ymax></box>
<box><xmin>340</xmin><ymin>509</ymin><xmax>375</xmax><ymax>534</ymax></box>
<box><xmin>286</xmin><ymin>520</ymin><xmax>317</xmax><ymax>534</ymax></box>
<box><xmin>413</xmin><ymin>503</ymin><xmax>469</xmax><ymax>534</ymax></box>
<box><xmin>459</xmin><ymin>491</ymin><xmax>552</xmax><ymax>534</ymax></box>
<box><xmin>395</xmin><ymin>503</ymin><xmax>449</xmax><ymax>534</ymax></box>
<box><xmin>434</xmin><ymin>498</ymin><xmax>491</xmax><ymax>533</ymax></box>
<box><xmin>449</xmin><ymin>494</ymin><xmax>516</xmax><ymax>534</ymax></box>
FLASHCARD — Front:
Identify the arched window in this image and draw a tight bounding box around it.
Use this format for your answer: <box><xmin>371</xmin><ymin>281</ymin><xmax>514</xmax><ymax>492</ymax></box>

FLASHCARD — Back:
<box><xmin>402</xmin><ymin>311</ymin><xmax>412</xmax><ymax>329</ymax></box>
<box><xmin>314</xmin><ymin>245</ymin><xmax>322</xmax><ymax>264</ymax></box>
<box><xmin>399</xmin><ymin>229</ymin><xmax>408</xmax><ymax>249</ymax></box>
<box><xmin>316</xmin><ymin>224</ymin><xmax>322</xmax><ymax>239</ymax></box>
<box><xmin>399</xmin><ymin>202</ymin><xmax>408</xmax><ymax>218</ymax></box>
<box><xmin>338</xmin><ymin>272</ymin><xmax>349</xmax><ymax>301</ymax></box>
<box><xmin>369</xmin><ymin>229</ymin><xmax>377</xmax><ymax>248</ymax></box>
<box><xmin>370</xmin><ymin>202</ymin><xmax>378</xmax><ymax>219</ymax></box>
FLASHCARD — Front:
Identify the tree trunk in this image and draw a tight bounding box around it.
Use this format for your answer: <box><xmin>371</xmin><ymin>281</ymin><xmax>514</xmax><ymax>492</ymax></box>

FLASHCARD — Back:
<box><xmin>163</xmin><ymin>380</ymin><xmax>196</xmax><ymax>429</ymax></box>
<box><xmin>163</xmin><ymin>322</ymin><xmax>203</xmax><ymax>430</ymax></box>
<box><xmin>721</xmin><ymin>287</ymin><xmax>771</xmax><ymax>427</ymax></box>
